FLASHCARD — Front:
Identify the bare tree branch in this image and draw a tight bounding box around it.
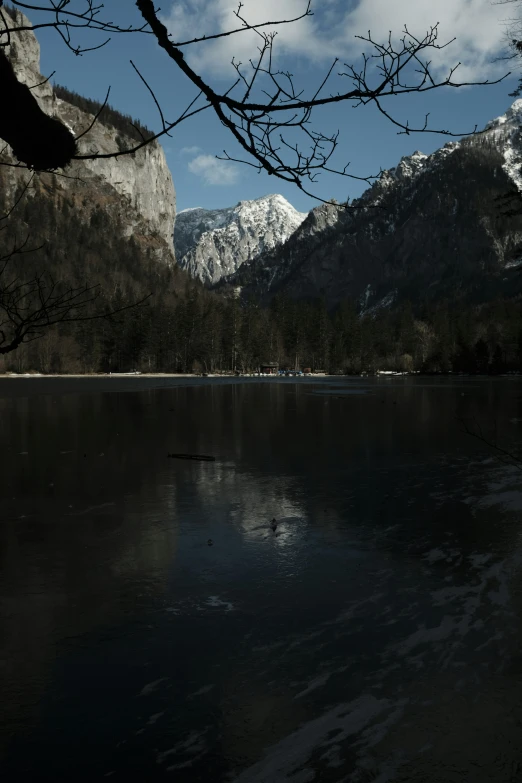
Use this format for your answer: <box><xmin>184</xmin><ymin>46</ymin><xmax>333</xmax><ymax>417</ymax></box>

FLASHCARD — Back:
<box><xmin>0</xmin><ymin>263</ymin><xmax>152</xmax><ymax>354</ymax></box>
<box><xmin>0</xmin><ymin>196</ymin><xmax>152</xmax><ymax>355</ymax></box>
<box><xmin>0</xmin><ymin>1</ymin><xmax>511</xmax><ymax>203</ymax></box>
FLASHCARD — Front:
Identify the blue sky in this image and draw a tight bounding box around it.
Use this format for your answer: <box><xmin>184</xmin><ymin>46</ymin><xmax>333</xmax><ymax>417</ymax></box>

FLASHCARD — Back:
<box><xmin>25</xmin><ymin>0</ymin><xmax>522</xmax><ymax>214</ymax></box>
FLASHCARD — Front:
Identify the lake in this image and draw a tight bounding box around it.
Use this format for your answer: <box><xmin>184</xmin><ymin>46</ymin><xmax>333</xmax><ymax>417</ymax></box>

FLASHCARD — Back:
<box><xmin>1</xmin><ymin>375</ymin><xmax>522</xmax><ymax>782</ymax></box>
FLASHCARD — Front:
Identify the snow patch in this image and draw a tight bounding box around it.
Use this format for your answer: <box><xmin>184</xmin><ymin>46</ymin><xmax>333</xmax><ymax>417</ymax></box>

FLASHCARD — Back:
<box><xmin>174</xmin><ymin>193</ymin><xmax>308</xmax><ymax>285</ymax></box>
<box><xmin>204</xmin><ymin>595</ymin><xmax>235</xmax><ymax>611</ymax></box>
<box><xmin>294</xmin><ymin>672</ymin><xmax>331</xmax><ymax>699</ymax></box>
<box><xmin>365</xmin><ymin>290</ymin><xmax>397</xmax><ymax>317</ymax></box>
<box><xmin>504</xmin><ymin>257</ymin><xmax>522</xmax><ymax>269</ymax></box>
<box><xmin>139</xmin><ymin>677</ymin><xmax>169</xmax><ymax>696</ymax></box>
<box><xmin>188</xmin><ymin>684</ymin><xmax>215</xmax><ymax>698</ymax></box>
<box><xmin>230</xmin><ymin>694</ymin><xmax>399</xmax><ymax>783</ymax></box>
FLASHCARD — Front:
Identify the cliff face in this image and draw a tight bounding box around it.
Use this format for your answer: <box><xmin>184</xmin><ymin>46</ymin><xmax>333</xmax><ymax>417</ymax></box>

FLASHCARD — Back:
<box><xmin>174</xmin><ymin>194</ymin><xmax>308</xmax><ymax>285</ymax></box>
<box><xmin>1</xmin><ymin>7</ymin><xmax>176</xmax><ymax>260</ymax></box>
<box><xmin>224</xmin><ymin>105</ymin><xmax>522</xmax><ymax>310</ymax></box>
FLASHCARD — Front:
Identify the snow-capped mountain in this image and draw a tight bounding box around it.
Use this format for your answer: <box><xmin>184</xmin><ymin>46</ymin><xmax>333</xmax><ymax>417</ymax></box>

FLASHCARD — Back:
<box><xmin>483</xmin><ymin>98</ymin><xmax>522</xmax><ymax>189</ymax></box>
<box><xmin>173</xmin><ymin>194</ymin><xmax>308</xmax><ymax>285</ymax></box>
<box><xmin>222</xmin><ymin>99</ymin><xmax>522</xmax><ymax>309</ymax></box>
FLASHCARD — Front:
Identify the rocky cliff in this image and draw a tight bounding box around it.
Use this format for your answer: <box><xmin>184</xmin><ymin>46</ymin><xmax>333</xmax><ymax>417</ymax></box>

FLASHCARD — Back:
<box><xmin>0</xmin><ymin>6</ymin><xmax>176</xmax><ymax>261</ymax></box>
<box><xmin>224</xmin><ymin>103</ymin><xmax>522</xmax><ymax>310</ymax></box>
<box><xmin>174</xmin><ymin>194</ymin><xmax>307</xmax><ymax>285</ymax></box>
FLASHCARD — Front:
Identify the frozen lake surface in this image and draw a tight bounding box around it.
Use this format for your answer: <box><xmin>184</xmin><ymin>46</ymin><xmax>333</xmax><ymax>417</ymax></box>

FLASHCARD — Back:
<box><xmin>1</xmin><ymin>376</ymin><xmax>522</xmax><ymax>781</ymax></box>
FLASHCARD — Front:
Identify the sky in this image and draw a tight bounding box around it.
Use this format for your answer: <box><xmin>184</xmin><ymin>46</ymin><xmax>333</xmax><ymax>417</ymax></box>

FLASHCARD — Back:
<box><xmin>24</xmin><ymin>0</ymin><xmax>522</xmax><ymax>214</ymax></box>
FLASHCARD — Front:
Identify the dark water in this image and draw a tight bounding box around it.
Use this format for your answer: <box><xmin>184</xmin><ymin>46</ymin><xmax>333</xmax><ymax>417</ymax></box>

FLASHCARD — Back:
<box><xmin>2</xmin><ymin>376</ymin><xmax>522</xmax><ymax>782</ymax></box>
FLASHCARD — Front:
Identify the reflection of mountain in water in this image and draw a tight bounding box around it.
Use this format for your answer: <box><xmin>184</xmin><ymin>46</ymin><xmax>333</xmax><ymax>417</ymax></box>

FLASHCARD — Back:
<box><xmin>3</xmin><ymin>378</ymin><xmax>522</xmax><ymax>780</ymax></box>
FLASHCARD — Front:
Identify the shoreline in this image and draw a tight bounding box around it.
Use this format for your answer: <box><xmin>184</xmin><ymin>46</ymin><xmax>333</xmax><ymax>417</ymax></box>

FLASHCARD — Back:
<box><xmin>0</xmin><ymin>373</ymin><xmax>331</xmax><ymax>399</ymax></box>
<box><xmin>1</xmin><ymin>371</ymin><xmax>520</xmax><ymax>381</ymax></box>
<box><xmin>0</xmin><ymin>372</ymin><xmax>518</xmax><ymax>400</ymax></box>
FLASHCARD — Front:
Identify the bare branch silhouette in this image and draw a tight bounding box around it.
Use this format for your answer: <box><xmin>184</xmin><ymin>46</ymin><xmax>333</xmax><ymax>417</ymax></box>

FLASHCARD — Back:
<box><xmin>0</xmin><ymin>1</ymin><xmax>511</xmax><ymax>202</ymax></box>
<box><xmin>0</xmin><ymin>261</ymin><xmax>151</xmax><ymax>355</ymax></box>
<box><xmin>0</xmin><ymin>47</ymin><xmax>76</xmax><ymax>169</ymax></box>
<box><xmin>0</xmin><ymin>201</ymin><xmax>152</xmax><ymax>355</ymax></box>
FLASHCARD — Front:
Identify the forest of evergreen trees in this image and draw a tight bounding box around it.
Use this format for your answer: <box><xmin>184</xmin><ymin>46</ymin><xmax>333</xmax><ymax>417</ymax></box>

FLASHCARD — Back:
<box><xmin>3</xmin><ymin>175</ymin><xmax>522</xmax><ymax>376</ymax></box>
<box><xmin>53</xmin><ymin>84</ymin><xmax>153</xmax><ymax>145</ymax></box>
<box><xmin>3</xmin><ymin>231</ymin><xmax>522</xmax><ymax>377</ymax></box>
<box><xmin>2</xmin><ymin>101</ymin><xmax>522</xmax><ymax>376</ymax></box>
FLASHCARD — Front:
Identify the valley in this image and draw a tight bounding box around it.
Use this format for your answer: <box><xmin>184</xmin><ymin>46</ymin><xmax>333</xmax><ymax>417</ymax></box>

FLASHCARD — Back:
<box><xmin>3</xmin><ymin>4</ymin><xmax>522</xmax><ymax>783</ymax></box>
<box><xmin>3</xmin><ymin>5</ymin><xmax>522</xmax><ymax>376</ymax></box>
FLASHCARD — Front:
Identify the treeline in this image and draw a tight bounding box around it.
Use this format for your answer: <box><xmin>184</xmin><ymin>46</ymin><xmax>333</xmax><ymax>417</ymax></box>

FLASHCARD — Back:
<box><xmin>4</xmin><ymin>272</ymin><xmax>522</xmax><ymax>375</ymax></box>
<box><xmin>53</xmin><ymin>84</ymin><xmax>153</xmax><ymax>145</ymax></box>
<box><xmin>2</xmin><ymin>170</ymin><xmax>522</xmax><ymax>375</ymax></box>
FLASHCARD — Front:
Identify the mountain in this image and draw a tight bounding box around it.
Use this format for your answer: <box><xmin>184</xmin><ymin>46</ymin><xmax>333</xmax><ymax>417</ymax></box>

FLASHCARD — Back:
<box><xmin>0</xmin><ymin>6</ymin><xmax>195</xmax><ymax>374</ymax></box>
<box><xmin>0</xmin><ymin>6</ymin><xmax>176</xmax><ymax>262</ymax></box>
<box><xmin>173</xmin><ymin>194</ymin><xmax>308</xmax><ymax>285</ymax></box>
<box><xmin>223</xmin><ymin>101</ymin><xmax>522</xmax><ymax>311</ymax></box>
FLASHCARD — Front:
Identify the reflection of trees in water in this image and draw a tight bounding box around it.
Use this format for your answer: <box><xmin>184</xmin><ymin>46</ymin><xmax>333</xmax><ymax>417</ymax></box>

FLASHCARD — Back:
<box><xmin>0</xmin><ymin>382</ymin><xmax>346</xmax><ymax>756</ymax></box>
<box><xmin>2</xmin><ymin>378</ymin><xmax>522</xmax><ymax>761</ymax></box>
<box><xmin>0</xmin><ymin>391</ymin><xmax>180</xmax><ymax>752</ymax></box>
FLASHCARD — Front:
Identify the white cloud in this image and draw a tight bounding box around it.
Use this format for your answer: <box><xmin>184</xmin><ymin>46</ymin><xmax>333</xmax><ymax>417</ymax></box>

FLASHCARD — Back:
<box><xmin>188</xmin><ymin>154</ymin><xmax>240</xmax><ymax>185</ymax></box>
<box><xmin>162</xmin><ymin>0</ymin><xmax>324</xmax><ymax>76</ymax></box>
<box><xmin>161</xmin><ymin>0</ymin><xmax>513</xmax><ymax>82</ymax></box>
<box><xmin>180</xmin><ymin>145</ymin><xmax>202</xmax><ymax>156</ymax></box>
<box><xmin>339</xmin><ymin>0</ymin><xmax>514</xmax><ymax>83</ymax></box>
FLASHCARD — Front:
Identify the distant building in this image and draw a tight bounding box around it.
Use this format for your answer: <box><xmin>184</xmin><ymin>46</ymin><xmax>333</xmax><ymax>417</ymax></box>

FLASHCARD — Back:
<box><xmin>260</xmin><ymin>362</ymin><xmax>279</xmax><ymax>374</ymax></box>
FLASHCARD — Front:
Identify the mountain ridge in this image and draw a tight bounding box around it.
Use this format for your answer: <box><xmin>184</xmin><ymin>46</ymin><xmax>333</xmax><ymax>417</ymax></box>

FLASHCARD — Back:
<box><xmin>220</xmin><ymin>101</ymin><xmax>522</xmax><ymax>311</ymax></box>
<box><xmin>174</xmin><ymin>193</ymin><xmax>307</xmax><ymax>285</ymax></box>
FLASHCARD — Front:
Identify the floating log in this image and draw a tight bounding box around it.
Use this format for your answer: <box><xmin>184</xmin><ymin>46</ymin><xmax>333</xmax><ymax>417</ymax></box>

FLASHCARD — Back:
<box><xmin>167</xmin><ymin>453</ymin><xmax>216</xmax><ymax>462</ymax></box>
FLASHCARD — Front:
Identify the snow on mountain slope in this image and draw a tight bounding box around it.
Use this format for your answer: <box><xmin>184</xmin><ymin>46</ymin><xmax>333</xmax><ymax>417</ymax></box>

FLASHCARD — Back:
<box><xmin>173</xmin><ymin>194</ymin><xmax>308</xmax><ymax>285</ymax></box>
<box><xmin>221</xmin><ymin>98</ymin><xmax>522</xmax><ymax>309</ymax></box>
<box><xmin>373</xmin><ymin>98</ymin><xmax>522</xmax><ymax>198</ymax></box>
<box><xmin>481</xmin><ymin>99</ymin><xmax>522</xmax><ymax>191</ymax></box>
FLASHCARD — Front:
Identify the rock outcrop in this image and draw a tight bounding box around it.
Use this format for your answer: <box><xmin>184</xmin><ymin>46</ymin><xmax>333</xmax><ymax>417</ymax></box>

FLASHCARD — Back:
<box><xmin>0</xmin><ymin>6</ymin><xmax>176</xmax><ymax>261</ymax></box>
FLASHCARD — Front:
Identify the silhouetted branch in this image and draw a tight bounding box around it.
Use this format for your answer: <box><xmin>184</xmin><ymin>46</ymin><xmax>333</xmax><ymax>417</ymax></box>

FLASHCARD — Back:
<box><xmin>0</xmin><ymin>197</ymin><xmax>152</xmax><ymax>354</ymax></box>
<box><xmin>74</xmin><ymin>86</ymin><xmax>111</xmax><ymax>142</ymax></box>
<box><xmin>0</xmin><ymin>260</ymin><xmax>152</xmax><ymax>354</ymax></box>
<box><xmin>0</xmin><ymin>1</ymin><xmax>511</xmax><ymax>202</ymax></box>
<box><xmin>0</xmin><ymin>47</ymin><xmax>76</xmax><ymax>169</ymax></box>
